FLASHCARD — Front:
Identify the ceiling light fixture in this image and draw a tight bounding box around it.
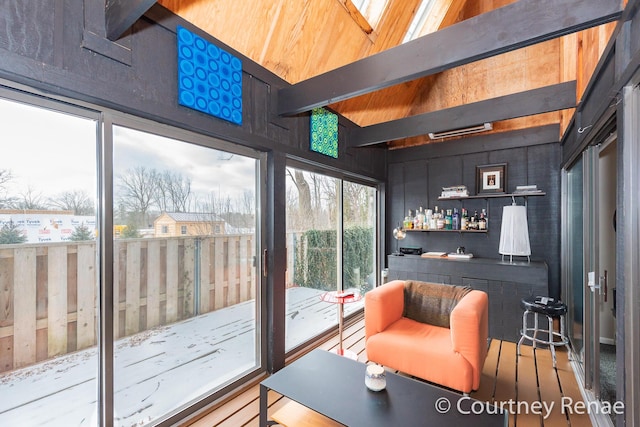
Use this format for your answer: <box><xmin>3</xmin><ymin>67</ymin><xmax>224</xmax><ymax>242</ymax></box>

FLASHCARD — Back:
<box><xmin>428</xmin><ymin>123</ymin><xmax>493</xmax><ymax>140</ymax></box>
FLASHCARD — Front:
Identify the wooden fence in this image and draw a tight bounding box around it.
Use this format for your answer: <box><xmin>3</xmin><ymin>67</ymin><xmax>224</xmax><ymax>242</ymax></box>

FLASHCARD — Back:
<box><xmin>0</xmin><ymin>235</ymin><xmax>255</xmax><ymax>373</ymax></box>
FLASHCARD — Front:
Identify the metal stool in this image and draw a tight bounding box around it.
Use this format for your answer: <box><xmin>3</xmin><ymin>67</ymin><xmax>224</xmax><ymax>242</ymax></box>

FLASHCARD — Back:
<box><xmin>517</xmin><ymin>296</ymin><xmax>569</xmax><ymax>367</ymax></box>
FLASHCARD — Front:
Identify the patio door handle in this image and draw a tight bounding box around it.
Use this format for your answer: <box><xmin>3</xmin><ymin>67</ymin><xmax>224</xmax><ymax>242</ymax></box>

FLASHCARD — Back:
<box><xmin>263</xmin><ymin>249</ymin><xmax>268</xmax><ymax>277</ymax></box>
<box><xmin>588</xmin><ymin>271</ymin><xmax>600</xmax><ymax>293</ymax></box>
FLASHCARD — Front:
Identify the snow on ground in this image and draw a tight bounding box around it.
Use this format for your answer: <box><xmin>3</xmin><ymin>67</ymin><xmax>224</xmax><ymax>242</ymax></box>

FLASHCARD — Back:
<box><xmin>0</xmin><ymin>287</ymin><xmax>363</xmax><ymax>427</ymax></box>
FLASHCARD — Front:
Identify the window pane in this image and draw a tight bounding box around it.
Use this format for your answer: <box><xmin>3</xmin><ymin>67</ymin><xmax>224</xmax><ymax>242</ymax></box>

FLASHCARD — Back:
<box><xmin>285</xmin><ymin>168</ymin><xmax>339</xmax><ymax>351</ymax></box>
<box><xmin>350</xmin><ymin>0</ymin><xmax>388</xmax><ymax>29</ymax></box>
<box><xmin>343</xmin><ymin>181</ymin><xmax>376</xmax><ymax>314</ymax></box>
<box><xmin>0</xmin><ymin>97</ymin><xmax>98</xmax><ymax>425</ymax></box>
<box><xmin>113</xmin><ymin>126</ymin><xmax>259</xmax><ymax>425</ymax></box>
<box><xmin>285</xmin><ymin>168</ymin><xmax>378</xmax><ymax>352</ymax></box>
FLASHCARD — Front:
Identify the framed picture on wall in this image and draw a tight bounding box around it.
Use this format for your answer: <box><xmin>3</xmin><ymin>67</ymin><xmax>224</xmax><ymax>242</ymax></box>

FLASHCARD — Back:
<box><xmin>476</xmin><ymin>163</ymin><xmax>507</xmax><ymax>194</ymax></box>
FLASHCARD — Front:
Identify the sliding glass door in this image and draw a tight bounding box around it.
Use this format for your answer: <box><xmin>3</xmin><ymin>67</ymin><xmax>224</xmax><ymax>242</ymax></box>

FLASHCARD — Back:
<box><xmin>342</xmin><ymin>181</ymin><xmax>376</xmax><ymax>295</ymax></box>
<box><xmin>0</xmin><ymin>96</ymin><xmax>100</xmax><ymax>425</ymax></box>
<box><xmin>564</xmin><ymin>139</ymin><xmax>620</xmax><ymax>425</ymax></box>
<box><xmin>285</xmin><ymin>166</ymin><xmax>377</xmax><ymax>351</ymax></box>
<box><xmin>564</xmin><ymin>156</ymin><xmax>584</xmax><ymax>371</ymax></box>
<box><xmin>111</xmin><ymin>123</ymin><xmax>262</xmax><ymax>425</ymax></box>
<box><xmin>0</xmin><ymin>94</ymin><xmax>265</xmax><ymax>425</ymax></box>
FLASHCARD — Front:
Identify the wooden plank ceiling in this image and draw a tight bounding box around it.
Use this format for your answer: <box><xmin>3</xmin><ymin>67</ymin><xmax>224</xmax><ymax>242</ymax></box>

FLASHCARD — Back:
<box><xmin>157</xmin><ymin>0</ymin><xmax>618</xmax><ymax>149</ymax></box>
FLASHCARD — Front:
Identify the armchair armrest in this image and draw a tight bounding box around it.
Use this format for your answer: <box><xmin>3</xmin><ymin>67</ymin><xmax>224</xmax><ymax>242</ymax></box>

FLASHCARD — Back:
<box><xmin>450</xmin><ymin>290</ymin><xmax>489</xmax><ymax>390</ymax></box>
<box><xmin>365</xmin><ymin>280</ymin><xmax>405</xmax><ymax>340</ymax></box>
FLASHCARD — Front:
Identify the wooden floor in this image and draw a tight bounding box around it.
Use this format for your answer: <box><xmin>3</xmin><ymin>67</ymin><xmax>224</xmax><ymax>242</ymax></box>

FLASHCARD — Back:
<box><xmin>182</xmin><ymin>315</ymin><xmax>592</xmax><ymax>427</ymax></box>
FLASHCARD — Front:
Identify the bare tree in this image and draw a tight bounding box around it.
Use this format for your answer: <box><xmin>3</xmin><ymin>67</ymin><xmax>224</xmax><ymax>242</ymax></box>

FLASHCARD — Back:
<box><xmin>117</xmin><ymin>166</ymin><xmax>158</xmax><ymax>227</ymax></box>
<box><xmin>14</xmin><ymin>186</ymin><xmax>49</xmax><ymax>210</ymax></box>
<box><xmin>154</xmin><ymin>170</ymin><xmax>192</xmax><ymax>213</ymax></box>
<box><xmin>198</xmin><ymin>191</ymin><xmax>232</xmax><ymax>219</ymax></box>
<box><xmin>343</xmin><ymin>182</ymin><xmax>373</xmax><ymax>226</ymax></box>
<box><xmin>286</xmin><ymin>168</ymin><xmax>313</xmax><ymax>230</ymax></box>
<box><xmin>236</xmin><ymin>189</ymin><xmax>255</xmax><ymax>215</ymax></box>
<box><xmin>49</xmin><ymin>189</ymin><xmax>95</xmax><ymax>215</ymax></box>
<box><xmin>0</xmin><ymin>169</ymin><xmax>15</xmax><ymax>208</ymax></box>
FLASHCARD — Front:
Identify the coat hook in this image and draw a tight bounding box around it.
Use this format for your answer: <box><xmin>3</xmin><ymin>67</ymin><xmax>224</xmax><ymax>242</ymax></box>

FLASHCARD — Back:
<box><xmin>609</xmin><ymin>96</ymin><xmax>622</xmax><ymax>108</ymax></box>
<box><xmin>578</xmin><ymin>125</ymin><xmax>593</xmax><ymax>134</ymax></box>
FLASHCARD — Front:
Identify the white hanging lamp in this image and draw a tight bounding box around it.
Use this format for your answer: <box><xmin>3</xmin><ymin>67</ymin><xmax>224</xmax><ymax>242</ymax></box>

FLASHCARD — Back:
<box><xmin>499</xmin><ymin>198</ymin><xmax>531</xmax><ymax>262</ymax></box>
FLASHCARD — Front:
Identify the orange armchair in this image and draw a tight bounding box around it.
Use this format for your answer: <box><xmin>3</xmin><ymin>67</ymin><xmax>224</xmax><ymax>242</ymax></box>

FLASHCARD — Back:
<box><xmin>365</xmin><ymin>280</ymin><xmax>489</xmax><ymax>393</ymax></box>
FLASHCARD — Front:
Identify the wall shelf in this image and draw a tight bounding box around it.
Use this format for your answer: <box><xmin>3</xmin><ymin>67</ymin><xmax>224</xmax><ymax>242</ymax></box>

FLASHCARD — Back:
<box><xmin>437</xmin><ymin>192</ymin><xmax>546</xmax><ymax>201</ymax></box>
<box><xmin>405</xmin><ymin>228</ymin><xmax>487</xmax><ymax>233</ymax></box>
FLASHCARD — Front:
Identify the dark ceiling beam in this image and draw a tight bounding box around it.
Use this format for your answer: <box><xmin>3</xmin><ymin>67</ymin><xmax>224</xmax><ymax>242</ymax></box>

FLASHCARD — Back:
<box><xmin>348</xmin><ymin>81</ymin><xmax>577</xmax><ymax>147</ymax></box>
<box><xmin>105</xmin><ymin>0</ymin><xmax>157</xmax><ymax>41</ymax></box>
<box><xmin>277</xmin><ymin>0</ymin><xmax>621</xmax><ymax>116</ymax></box>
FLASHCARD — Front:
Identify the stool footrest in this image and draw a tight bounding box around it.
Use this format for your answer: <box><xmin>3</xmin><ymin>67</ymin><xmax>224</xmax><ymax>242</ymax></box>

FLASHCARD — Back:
<box><xmin>517</xmin><ymin>297</ymin><xmax>570</xmax><ymax>368</ymax></box>
<box><xmin>520</xmin><ymin>328</ymin><xmax>569</xmax><ymax>346</ymax></box>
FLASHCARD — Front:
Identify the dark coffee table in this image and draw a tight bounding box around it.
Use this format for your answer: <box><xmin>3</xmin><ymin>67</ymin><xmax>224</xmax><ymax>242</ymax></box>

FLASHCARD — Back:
<box><xmin>260</xmin><ymin>349</ymin><xmax>506</xmax><ymax>426</ymax></box>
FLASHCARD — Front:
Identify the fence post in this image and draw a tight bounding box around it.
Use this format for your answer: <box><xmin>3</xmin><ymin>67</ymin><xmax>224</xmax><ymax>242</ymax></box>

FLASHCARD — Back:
<box><xmin>77</xmin><ymin>243</ymin><xmax>96</xmax><ymax>349</ymax></box>
<box><xmin>125</xmin><ymin>241</ymin><xmax>141</xmax><ymax>336</ymax></box>
<box><xmin>146</xmin><ymin>240</ymin><xmax>161</xmax><ymax>328</ymax></box>
<box><xmin>47</xmin><ymin>245</ymin><xmax>68</xmax><ymax>357</ymax></box>
<box><xmin>194</xmin><ymin>237</ymin><xmax>201</xmax><ymax>315</ymax></box>
<box><xmin>13</xmin><ymin>247</ymin><xmax>37</xmax><ymax>369</ymax></box>
<box><xmin>183</xmin><ymin>238</ymin><xmax>196</xmax><ymax>317</ymax></box>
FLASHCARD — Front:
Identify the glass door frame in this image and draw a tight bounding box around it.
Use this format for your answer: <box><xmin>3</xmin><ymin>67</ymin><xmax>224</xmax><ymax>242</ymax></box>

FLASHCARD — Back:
<box><xmin>562</xmin><ymin>155</ymin><xmax>584</xmax><ymax>375</ymax></box>
<box><xmin>562</xmin><ymin>145</ymin><xmax>606</xmax><ymax>406</ymax></box>
<box><xmin>283</xmin><ymin>158</ymin><xmax>382</xmax><ymax>357</ymax></box>
<box><xmin>0</xmin><ymin>85</ymin><xmax>104</xmax><ymax>426</ymax></box>
<box><xmin>582</xmin><ymin>145</ymin><xmax>601</xmax><ymax>395</ymax></box>
<box><xmin>621</xmin><ymin>80</ymin><xmax>640</xmax><ymax>427</ymax></box>
<box><xmin>102</xmin><ymin>111</ymin><xmax>268</xmax><ymax>426</ymax></box>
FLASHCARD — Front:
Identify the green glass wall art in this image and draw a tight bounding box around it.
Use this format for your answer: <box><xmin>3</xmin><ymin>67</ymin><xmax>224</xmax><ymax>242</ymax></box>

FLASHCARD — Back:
<box><xmin>310</xmin><ymin>108</ymin><xmax>338</xmax><ymax>158</ymax></box>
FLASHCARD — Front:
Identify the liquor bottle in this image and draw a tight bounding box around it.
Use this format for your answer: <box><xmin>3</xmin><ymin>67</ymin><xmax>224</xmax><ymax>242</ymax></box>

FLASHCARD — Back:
<box><xmin>417</xmin><ymin>206</ymin><xmax>425</xmax><ymax>229</ymax></box>
<box><xmin>435</xmin><ymin>206</ymin><xmax>445</xmax><ymax>229</ymax></box>
<box><xmin>445</xmin><ymin>209</ymin><xmax>452</xmax><ymax>230</ymax></box>
<box><xmin>425</xmin><ymin>209</ymin><xmax>433</xmax><ymax>230</ymax></box>
<box><xmin>479</xmin><ymin>208</ymin><xmax>487</xmax><ymax>230</ymax></box>
<box><xmin>452</xmin><ymin>208</ymin><xmax>460</xmax><ymax>230</ymax></box>
<box><xmin>404</xmin><ymin>210</ymin><xmax>413</xmax><ymax>229</ymax></box>
<box><xmin>469</xmin><ymin>210</ymin><xmax>479</xmax><ymax>230</ymax></box>
<box><xmin>460</xmin><ymin>208</ymin><xmax>468</xmax><ymax>230</ymax></box>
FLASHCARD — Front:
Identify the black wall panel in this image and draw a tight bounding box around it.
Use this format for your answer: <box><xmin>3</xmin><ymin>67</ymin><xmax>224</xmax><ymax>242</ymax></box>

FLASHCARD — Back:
<box><xmin>0</xmin><ymin>1</ymin><xmax>55</xmax><ymax>64</ymax></box>
<box><xmin>387</xmin><ymin>163</ymin><xmax>406</xmax><ymax>253</ymax></box>
<box><xmin>388</xmin><ymin>129</ymin><xmax>561</xmax><ymax>298</ymax></box>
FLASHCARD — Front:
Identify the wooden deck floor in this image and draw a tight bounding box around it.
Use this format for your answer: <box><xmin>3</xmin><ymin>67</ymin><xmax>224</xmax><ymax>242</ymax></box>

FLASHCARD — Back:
<box><xmin>184</xmin><ymin>315</ymin><xmax>592</xmax><ymax>427</ymax></box>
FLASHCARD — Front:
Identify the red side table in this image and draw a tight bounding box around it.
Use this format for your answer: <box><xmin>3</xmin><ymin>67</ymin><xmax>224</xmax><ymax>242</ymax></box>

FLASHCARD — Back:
<box><xmin>320</xmin><ymin>290</ymin><xmax>362</xmax><ymax>360</ymax></box>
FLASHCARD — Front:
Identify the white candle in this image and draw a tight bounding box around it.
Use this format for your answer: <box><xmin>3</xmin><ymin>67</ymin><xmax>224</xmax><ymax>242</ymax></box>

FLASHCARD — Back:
<box><xmin>365</xmin><ymin>364</ymin><xmax>386</xmax><ymax>391</ymax></box>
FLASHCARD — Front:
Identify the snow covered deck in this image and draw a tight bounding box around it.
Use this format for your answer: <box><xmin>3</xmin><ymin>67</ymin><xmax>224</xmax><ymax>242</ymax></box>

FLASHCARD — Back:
<box><xmin>0</xmin><ymin>287</ymin><xmax>363</xmax><ymax>426</ymax></box>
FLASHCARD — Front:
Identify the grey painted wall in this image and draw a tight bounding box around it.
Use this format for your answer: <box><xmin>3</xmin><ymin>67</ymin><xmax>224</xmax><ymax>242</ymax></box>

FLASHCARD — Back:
<box><xmin>387</xmin><ymin>127</ymin><xmax>562</xmax><ymax>299</ymax></box>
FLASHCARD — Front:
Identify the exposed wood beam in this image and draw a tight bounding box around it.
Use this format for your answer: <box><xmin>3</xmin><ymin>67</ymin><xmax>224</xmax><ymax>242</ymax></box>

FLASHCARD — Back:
<box><xmin>105</xmin><ymin>0</ymin><xmax>157</xmax><ymax>41</ymax></box>
<box><xmin>277</xmin><ymin>0</ymin><xmax>621</xmax><ymax>116</ymax></box>
<box><xmin>348</xmin><ymin>81</ymin><xmax>577</xmax><ymax>147</ymax></box>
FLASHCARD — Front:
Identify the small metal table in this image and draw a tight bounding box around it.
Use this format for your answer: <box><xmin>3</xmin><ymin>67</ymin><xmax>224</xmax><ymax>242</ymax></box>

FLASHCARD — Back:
<box><xmin>320</xmin><ymin>290</ymin><xmax>362</xmax><ymax>360</ymax></box>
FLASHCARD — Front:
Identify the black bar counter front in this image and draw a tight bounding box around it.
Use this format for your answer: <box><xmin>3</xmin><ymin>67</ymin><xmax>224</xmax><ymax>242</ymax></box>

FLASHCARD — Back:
<box><xmin>387</xmin><ymin>255</ymin><xmax>548</xmax><ymax>342</ymax></box>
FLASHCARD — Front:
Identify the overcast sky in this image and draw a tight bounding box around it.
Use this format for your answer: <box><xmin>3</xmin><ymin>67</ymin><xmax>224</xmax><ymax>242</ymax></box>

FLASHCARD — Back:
<box><xmin>1</xmin><ymin>97</ymin><xmax>256</xmax><ymax>205</ymax></box>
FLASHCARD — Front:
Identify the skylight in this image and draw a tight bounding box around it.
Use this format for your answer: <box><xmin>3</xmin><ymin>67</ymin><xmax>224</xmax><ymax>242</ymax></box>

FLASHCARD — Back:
<box><xmin>403</xmin><ymin>0</ymin><xmax>438</xmax><ymax>43</ymax></box>
<box><xmin>349</xmin><ymin>0</ymin><xmax>388</xmax><ymax>29</ymax></box>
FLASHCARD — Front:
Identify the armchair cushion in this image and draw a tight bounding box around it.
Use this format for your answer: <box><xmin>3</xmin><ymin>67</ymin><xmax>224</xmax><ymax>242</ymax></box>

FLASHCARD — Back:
<box><xmin>403</xmin><ymin>280</ymin><xmax>471</xmax><ymax>328</ymax></box>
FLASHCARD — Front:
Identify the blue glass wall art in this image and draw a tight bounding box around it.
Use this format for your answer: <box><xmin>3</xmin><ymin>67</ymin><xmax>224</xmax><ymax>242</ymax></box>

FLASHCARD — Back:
<box><xmin>177</xmin><ymin>26</ymin><xmax>243</xmax><ymax>125</ymax></box>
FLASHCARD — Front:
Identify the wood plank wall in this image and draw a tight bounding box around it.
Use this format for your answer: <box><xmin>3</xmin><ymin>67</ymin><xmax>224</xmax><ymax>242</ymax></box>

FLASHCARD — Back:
<box><xmin>160</xmin><ymin>0</ymin><xmax>619</xmax><ymax>148</ymax></box>
<box><xmin>0</xmin><ymin>236</ymin><xmax>255</xmax><ymax>373</ymax></box>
